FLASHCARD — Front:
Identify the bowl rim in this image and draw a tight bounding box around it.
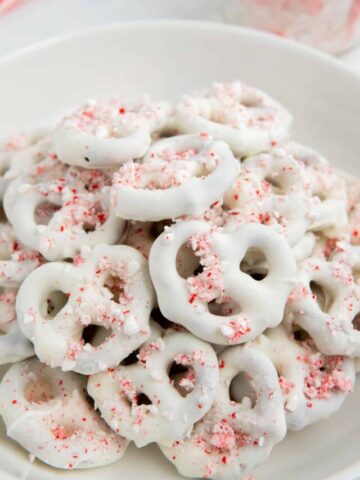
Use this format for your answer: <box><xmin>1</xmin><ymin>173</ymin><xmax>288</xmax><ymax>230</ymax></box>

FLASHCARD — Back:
<box><xmin>0</xmin><ymin>19</ymin><xmax>360</xmax><ymax>480</ymax></box>
<box><xmin>0</xmin><ymin>18</ymin><xmax>360</xmax><ymax>81</ymax></box>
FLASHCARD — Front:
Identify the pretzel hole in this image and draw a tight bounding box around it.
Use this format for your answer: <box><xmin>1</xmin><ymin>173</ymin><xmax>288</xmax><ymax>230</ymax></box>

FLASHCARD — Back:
<box><xmin>314</xmin><ymin>191</ymin><xmax>327</xmax><ymax>202</ymax></box>
<box><xmin>240</xmin><ymin>90</ymin><xmax>263</xmax><ymax>107</ymax></box>
<box><xmin>82</xmin><ymin>325</ymin><xmax>111</xmax><ymax>347</ymax></box>
<box><xmin>352</xmin><ymin>313</ymin><xmax>360</xmax><ymax>331</ymax></box>
<box><xmin>84</xmin><ymin>391</ymin><xmax>95</xmax><ymax>408</ymax></box>
<box><xmin>352</xmin><ymin>267</ymin><xmax>360</xmax><ymax>284</ymax></box>
<box><xmin>229</xmin><ymin>372</ymin><xmax>256</xmax><ymax>408</ymax></box>
<box><xmin>309</xmin><ymin>281</ymin><xmax>333</xmax><ymax>313</ymax></box>
<box><xmin>25</xmin><ymin>377</ymin><xmax>54</xmax><ymax>404</ymax></box>
<box><xmin>240</xmin><ymin>248</ymin><xmax>269</xmax><ymax>281</ymax></box>
<box><xmin>293</xmin><ymin>327</ymin><xmax>311</xmax><ymax>343</ymax></box>
<box><xmin>34</xmin><ymin>202</ymin><xmax>61</xmax><ymax>226</ymax></box>
<box><xmin>0</xmin><ymin>162</ymin><xmax>9</xmax><ymax>176</ymax></box>
<box><xmin>176</xmin><ymin>245</ymin><xmax>202</xmax><ymax>279</ymax></box>
<box><xmin>0</xmin><ymin>204</ymin><xmax>7</xmax><ymax>222</ymax></box>
<box><xmin>151</xmin><ymin>308</ymin><xmax>174</xmax><ymax>330</ymax></box>
<box><xmin>208</xmin><ymin>298</ymin><xmax>241</xmax><ymax>317</ymax></box>
<box><xmin>121</xmin><ymin>348</ymin><xmax>140</xmax><ymax>366</ymax></box>
<box><xmin>51</xmin><ymin>425</ymin><xmax>77</xmax><ymax>439</ymax></box>
<box><xmin>83</xmin><ymin>222</ymin><xmax>96</xmax><ymax>233</ymax></box>
<box><xmin>150</xmin><ymin>220</ymin><xmax>172</xmax><ymax>239</ymax></box>
<box><xmin>0</xmin><ymin>243</ymin><xmax>12</xmax><ymax>261</ymax></box>
<box><xmin>265</xmin><ymin>175</ymin><xmax>286</xmax><ymax>195</ymax></box>
<box><xmin>168</xmin><ymin>362</ymin><xmax>195</xmax><ymax>397</ymax></box>
<box><xmin>136</xmin><ymin>393</ymin><xmax>152</xmax><ymax>406</ymax></box>
<box><xmin>104</xmin><ymin>275</ymin><xmax>125</xmax><ymax>304</ymax></box>
<box><xmin>41</xmin><ymin>291</ymin><xmax>68</xmax><ymax>319</ymax></box>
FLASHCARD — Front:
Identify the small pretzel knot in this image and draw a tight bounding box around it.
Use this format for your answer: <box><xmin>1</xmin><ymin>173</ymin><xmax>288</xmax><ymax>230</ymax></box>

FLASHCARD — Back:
<box><xmin>224</xmin><ymin>145</ymin><xmax>313</xmax><ymax>245</ymax></box>
<box><xmin>284</xmin><ymin>142</ymin><xmax>329</xmax><ymax>168</ymax></box>
<box><xmin>159</xmin><ymin>346</ymin><xmax>286</xmax><ymax>480</ymax></box>
<box><xmin>53</xmin><ymin>97</ymin><xmax>171</xmax><ymax>168</ymax></box>
<box><xmin>253</xmin><ymin>326</ymin><xmax>355</xmax><ymax>431</ymax></box>
<box><xmin>88</xmin><ymin>328</ymin><xmax>219</xmax><ymax>447</ymax></box>
<box><xmin>149</xmin><ymin>220</ymin><xmax>297</xmax><ymax>344</ymax></box>
<box><xmin>110</xmin><ymin>134</ymin><xmax>239</xmax><ymax>221</ymax></box>
<box><xmin>0</xmin><ymin>359</ymin><xmax>128</xmax><ymax>469</ymax></box>
<box><xmin>288</xmin><ymin>142</ymin><xmax>348</xmax><ymax>233</ymax></box>
<box><xmin>285</xmin><ymin>256</ymin><xmax>360</xmax><ymax>356</ymax></box>
<box><xmin>168</xmin><ymin>81</ymin><xmax>292</xmax><ymax>157</ymax></box>
<box><xmin>16</xmin><ymin>244</ymin><xmax>155</xmax><ymax>374</ymax></box>
<box><xmin>4</xmin><ymin>151</ymin><xmax>125</xmax><ymax>261</ymax></box>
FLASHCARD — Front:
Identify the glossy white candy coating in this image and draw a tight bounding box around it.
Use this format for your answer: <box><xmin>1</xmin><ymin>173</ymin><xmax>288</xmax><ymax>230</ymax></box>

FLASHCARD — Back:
<box><xmin>53</xmin><ymin>97</ymin><xmax>171</xmax><ymax>168</ymax></box>
<box><xmin>169</xmin><ymin>81</ymin><xmax>292</xmax><ymax>157</ymax></box>
<box><xmin>149</xmin><ymin>220</ymin><xmax>296</xmax><ymax>344</ymax></box>
<box><xmin>0</xmin><ymin>359</ymin><xmax>128</xmax><ymax>469</ymax></box>
<box><xmin>16</xmin><ymin>244</ymin><xmax>154</xmax><ymax>374</ymax></box>
<box><xmin>160</xmin><ymin>346</ymin><xmax>286</xmax><ymax>480</ymax></box>
<box><xmin>286</xmin><ymin>256</ymin><xmax>360</xmax><ymax>356</ymax></box>
<box><xmin>110</xmin><ymin>134</ymin><xmax>239</xmax><ymax>221</ymax></box>
<box><xmin>88</xmin><ymin>328</ymin><xmax>219</xmax><ymax>447</ymax></box>
<box><xmin>252</xmin><ymin>326</ymin><xmax>355</xmax><ymax>430</ymax></box>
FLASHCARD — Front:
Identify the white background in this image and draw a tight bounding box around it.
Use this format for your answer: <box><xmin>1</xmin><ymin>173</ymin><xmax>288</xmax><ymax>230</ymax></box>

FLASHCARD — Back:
<box><xmin>1</xmin><ymin>0</ymin><xmax>360</xmax><ymax>71</ymax></box>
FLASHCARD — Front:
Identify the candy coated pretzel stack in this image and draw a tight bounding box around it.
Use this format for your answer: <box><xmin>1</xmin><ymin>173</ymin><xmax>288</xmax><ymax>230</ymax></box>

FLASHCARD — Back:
<box><xmin>0</xmin><ymin>81</ymin><xmax>358</xmax><ymax>480</ymax></box>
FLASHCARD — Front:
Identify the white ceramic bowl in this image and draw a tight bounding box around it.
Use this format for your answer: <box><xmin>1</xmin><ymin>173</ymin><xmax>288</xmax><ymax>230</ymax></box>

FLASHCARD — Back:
<box><xmin>1</xmin><ymin>20</ymin><xmax>360</xmax><ymax>480</ymax></box>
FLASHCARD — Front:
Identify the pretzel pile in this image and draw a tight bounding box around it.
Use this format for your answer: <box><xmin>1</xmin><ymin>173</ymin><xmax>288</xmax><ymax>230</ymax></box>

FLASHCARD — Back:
<box><xmin>0</xmin><ymin>81</ymin><xmax>358</xmax><ymax>479</ymax></box>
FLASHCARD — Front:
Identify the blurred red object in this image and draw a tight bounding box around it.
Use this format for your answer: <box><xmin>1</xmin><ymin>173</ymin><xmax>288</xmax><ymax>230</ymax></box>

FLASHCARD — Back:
<box><xmin>0</xmin><ymin>0</ymin><xmax>21</xmax><ymax>15</ymax></box>
<box><xmin>225</xmin><ymin>0</ymin><xmax>360</xmax><ymax>54</ymax></box>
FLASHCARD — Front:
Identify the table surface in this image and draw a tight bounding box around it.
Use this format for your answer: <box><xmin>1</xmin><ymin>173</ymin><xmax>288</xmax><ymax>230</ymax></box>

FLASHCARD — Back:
<box><xmin>1</xmin><ymin>0</ymin><xmax>360</xmax><ymax>72</ymax></box>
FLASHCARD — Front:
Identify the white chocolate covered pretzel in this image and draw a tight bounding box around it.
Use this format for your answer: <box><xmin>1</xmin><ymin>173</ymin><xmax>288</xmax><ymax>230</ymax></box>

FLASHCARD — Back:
<box><xmin>88</xmin><ymin>328</ymin><xmax>219</xmax><ymax>447</ymax></box>
<box><xmin>0</xmin><ymin>358</ymin><xmax>128</xmax><ymax>469</ymax></box>
<box><xmin>16</xmin><ymin>244</ymin><xmax>154</xmax><ymax>374</ymax></box>
<box><xmin>4</xmin><ymin>153</ymin><xmax>125</xmax><ymax>261</ymax></box>
<box><xmin>159</xmin><ymin>346</ymin><xmax>286</xmax><ymax>480</ymax></box>
<box><xmin>284</xmin><ymin>141</ymin><xmax>328</xmax><ymax>168</ymax></box>
<box><xmin>53</xmin><ymin>97</ymin><xmax>171</xmax><ymax>168</ymax></box>
<box><xmin>149</xmin><ymin>220</ymin><xmax>296</xmax><ymax>344</ymax></box>
<box><xmin>169</xmin><ymin>82</ymin><xmax>292</xmax><ymax>157</ymax></box>
<box><xmin>252</xmin><ymin>326</ymin><xmax>355</xmax><ymax>430</ymax></box>
<box><xmin>286</xmin><ymin>256</ymin><xmax>360</xmax><ymax>356</ymax></box>
<box><xmin>290</xmin><ymin>143</ymin><xmax>348</xmax><ymax>234</ymax></box>
<box><xmin>1</xmin><ymin>81</ymin><xmax>360</xmax><ymax>478</ymax></box>
<box><xmin>110</xmin><ymin>134</ymin><xmax>239</xmax><ymax>221</ymax></box>
<box><xmin>224</xmin><ymin>145</ymin><xmax>313</xmax><ymax>245</ymax></box>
